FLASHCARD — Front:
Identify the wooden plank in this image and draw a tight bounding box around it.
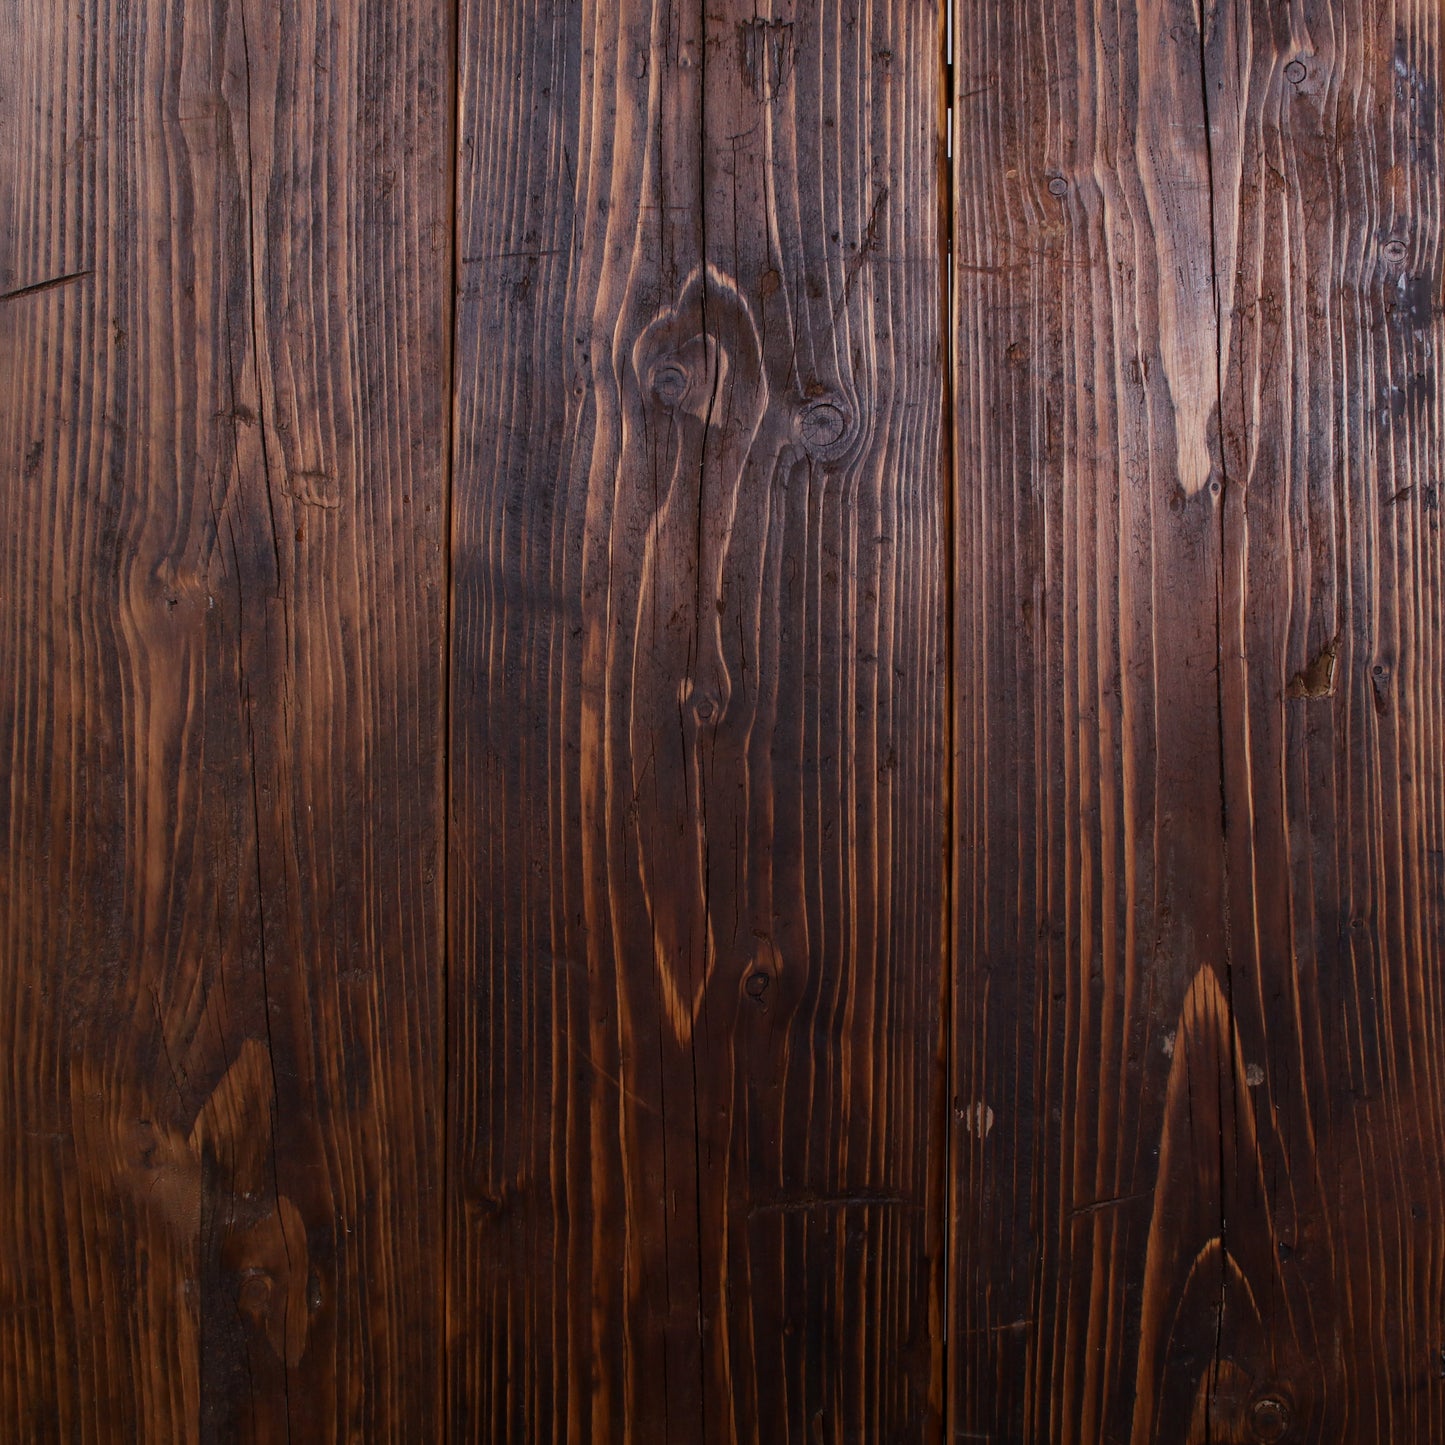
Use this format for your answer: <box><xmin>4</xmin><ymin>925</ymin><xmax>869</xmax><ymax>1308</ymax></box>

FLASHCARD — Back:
<box><xmin>951</xmin><ymin>0</ymin><xmax>1445</xmax><ymax>1438</ymax></box>
<box><xmin>950</xmin><ymin>0</ymin><xmax>1231</xmax><ymax>1435</ymax></box>
<box><xmin>0</xmin><ymin>0</ymin><xmax>450</xmax><ymax>1436</ymax></box>
<box><xmin>448</xmin><ymin>1</ymin><xmax>948</xmax><ymax>1438</ymax></box>
<box><xmin>1214</xmin><ymin>0</ymin><xmax>1445</xmax><ymax>1436</ymax></box>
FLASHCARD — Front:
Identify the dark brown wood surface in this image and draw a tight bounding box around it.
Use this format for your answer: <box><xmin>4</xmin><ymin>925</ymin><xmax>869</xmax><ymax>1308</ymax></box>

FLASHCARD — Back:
<box><xmin>3</xmin><ymin>0</ymin><xmax>1445</xmax><ymax>1439</ymax></box>
<box><xmin>447</xmin><ymin>2</ymin><xmax>946</xmax><ymax>1439</ymax></box>
<box><xmin>0</xmin><ymin>0</ymin><xmax>451</xmax><ymax>1437</ymax></box>
<box><xmin>952</xmin><ymin>0</ymin><xmax>1445</xmax><ymax>1439</ymax></box>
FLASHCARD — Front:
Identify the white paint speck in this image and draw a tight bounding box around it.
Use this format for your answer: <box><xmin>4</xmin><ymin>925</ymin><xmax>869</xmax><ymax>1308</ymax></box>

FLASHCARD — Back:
<box><xmin>1162</xmin><ymin>1030</ymin><xmax>1177</xmax><ymax>1059</ymax></box>
<box><xmin>1245</xmin><ymin>1063</ymin><xmax>1265</xmax><ymax>1087</ymax></box>
<box><xmin>961</xmin><ymin>1102</ymin><xmax>995</xmax><ymax>1139</ymax></box>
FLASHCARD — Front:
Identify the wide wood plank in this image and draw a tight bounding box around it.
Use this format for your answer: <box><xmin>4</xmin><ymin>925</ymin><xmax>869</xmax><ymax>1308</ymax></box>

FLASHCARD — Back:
<box><xmin>951</xmin><ymin>0</ymin><xmax>1445</xmax><ymax>1438</ymax></box>
<box><xmin>448</xmin><ymin>2</ymin><xmax>948</xmax><ymax>1438</ymax></box>
<box><xmin>0</xmin><ymin>0</ymin><xmax>450</xmax><ymax>1436</ymax></box>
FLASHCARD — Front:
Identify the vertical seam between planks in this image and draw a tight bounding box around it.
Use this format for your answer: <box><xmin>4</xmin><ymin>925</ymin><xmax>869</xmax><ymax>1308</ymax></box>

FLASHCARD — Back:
<box><xmin>442</xmin><ymin>0</ymin><xmax>462</xmax><ymax>1430</ymax></box>
<box><xmin>1194</xmin><ymin>2</ymin><xmax>1238</xmax><ymax>1427</ymax></box>
<box><xmin>692</xmin><ymin>4</ymin><xmax>713</xmax><ymax>1436</ymax></box>
<box><xmin>940</xmin><ymin>0</ymin><xmax>958</xmax><ymax>1436</ymax></box>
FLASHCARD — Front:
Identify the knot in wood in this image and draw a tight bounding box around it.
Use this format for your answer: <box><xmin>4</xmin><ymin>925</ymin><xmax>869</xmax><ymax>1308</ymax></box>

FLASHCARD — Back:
<box><xmin>650</xmin><ymin>359</ymin><xmax>692</xmax><ymax>409</ymax></box>
<box><xmin>681</xmin><ymin>675</ymin><xmax>726</xmax><ymax>725</ymax></box>
<box><xmin>797</xmin><ymin>397</ymin><xmax>851</xmax><ymax>457</ymax></box>
<box><xmin>1247</xmin><ymin>1394</ymin><xmax>1291</xmax><ymax>1442</ymax></box>
<box><xmin>237</xmin><ymin>1269</ymin><xmax>274</xmax><ymax>1319</ymax></box>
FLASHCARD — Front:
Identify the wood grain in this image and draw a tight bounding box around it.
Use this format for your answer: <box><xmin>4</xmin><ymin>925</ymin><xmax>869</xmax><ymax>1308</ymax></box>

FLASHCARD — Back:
<box><xmin>7</xmin><ymin>0</ymin><xmax>1445</xmax><ymax>1435</ymax></box>
<box><xmin>0</xmin><ymin>0</ymin><xmax>451</xmax><ymax>1436</ymax></box>
<box><xmin>951</xmin><ymin>0</ymin><xmax>1445</xmax><ymax>1438</ymax></box>
<box><xmin>1215</xmin><ymin>0</ymin><xmax>1445</xmax><ymax>1435</ymax></box>
<box><xmin>448</xmin><ymin>1</ymin><xmax>948</xmax><ymax>1439</ymax></box>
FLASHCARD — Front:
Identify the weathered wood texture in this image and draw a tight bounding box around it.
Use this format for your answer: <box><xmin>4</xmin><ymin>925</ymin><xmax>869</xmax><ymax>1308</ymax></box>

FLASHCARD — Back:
<box><xmin>0</xmin><ymin>0</ymin><xmax>451</xmax><ymax>1437</ymax></box>
<box><xmin>8</xmin><ymin>0</ymin><xmax>1445</xmax><ymax>1437</ymax></box>
<box><xmin>952</xmin><ymin>0</ymin><xmax>1445</xmax><ymax>1439</ymax></box>
<box><xmin>448</xmin><ymin>1</ymin><xmax>947</xmax><ymax>1439</ymax></box>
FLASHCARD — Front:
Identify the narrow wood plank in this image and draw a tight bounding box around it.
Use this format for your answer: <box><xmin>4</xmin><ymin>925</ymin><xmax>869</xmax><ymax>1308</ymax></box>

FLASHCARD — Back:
<box><xmin>951</xmin><ymin>0</ymin><xmax>1445</xmax><ymax>1438</ymax></box>
<box><xmin>449</xmin><ymin>2</ymin><xmax>948</xmax><ymax>1438</ymax></box>
<box><xmin>1213</xmin><ymin>0</ymin><xmax>1445</xmax><ymax>1437</ymax></box>
<box><xmin>951</xmin><ymin>0</ymin><xmax>1231</xmax><ymax>1431</ymax></box>
<box><xmin>0</xmin><ymin>0</ymin><xmax>451</xmax><ymax>1436</ymax></box>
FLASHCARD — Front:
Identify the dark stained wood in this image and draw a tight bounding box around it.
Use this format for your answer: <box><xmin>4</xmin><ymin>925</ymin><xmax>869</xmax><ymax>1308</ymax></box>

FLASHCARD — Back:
<box><xmin>0</xmin><ymin>0</ymin><xmax>451</xmax><ymax>1437</ymax></box>
<box><xmin>1215</xmin><ymin>0</ymin><xmax>1445</xmax><ymax>1435</ymax></box>
<box><xmin>951</xmin><ymin>0</ymin><xmax>1445</xmax><ymax>1439</ymax></box>
<box><xmin>447</xmin><ymin>1</ymin><xmax>948</xmax><ymax>1439</ymax></box>
<box><xmin>7</xmin><ymin>0</ymin><xmax>1445</xmax><ymax>1435</ymax></box>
